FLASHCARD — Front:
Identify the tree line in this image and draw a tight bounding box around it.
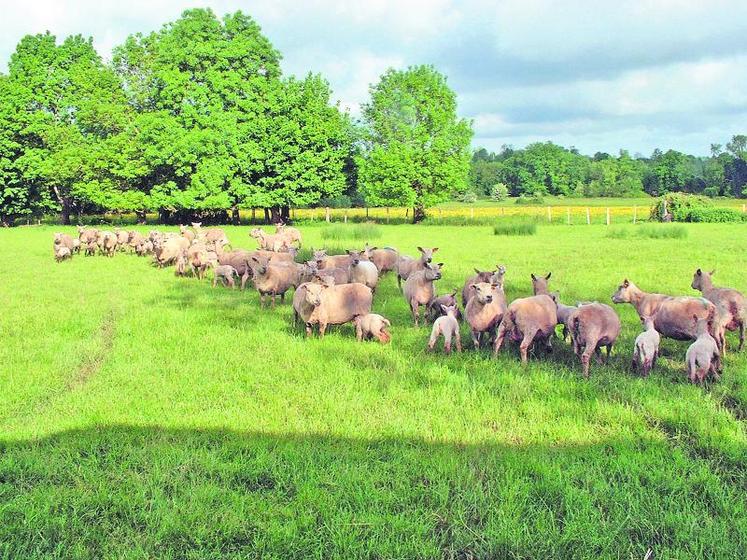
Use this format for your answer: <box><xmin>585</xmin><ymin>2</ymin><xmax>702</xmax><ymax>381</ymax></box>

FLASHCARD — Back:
<box><xmin>0</xmin><ymin>8</ymin><xmax>472</xmax><ymax>225</ymax></box>
<box><xmin>469</xmin><ymin>137</ymin><xmax>747</xmax><ymax>200</ymax></box>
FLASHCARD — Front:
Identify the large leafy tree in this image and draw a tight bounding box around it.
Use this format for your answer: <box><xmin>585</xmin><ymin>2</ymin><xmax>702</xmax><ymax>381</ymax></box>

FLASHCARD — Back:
<box><xmin>112</xmin><ymin>8</ymin><xmax>281</xmax><ymax>222</ymax></box>
<box><xmin>6</xmin><ymin>33</ymin><xmax>127</xmax><ymax>223</ymax></box>
<box><xmin>358</xmin><ymin>65</ymin><xmax>473</xmax><ymax>222</ymax></box>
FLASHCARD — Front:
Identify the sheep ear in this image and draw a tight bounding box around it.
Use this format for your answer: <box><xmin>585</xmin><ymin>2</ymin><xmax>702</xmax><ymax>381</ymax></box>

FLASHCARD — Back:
<box><xmin>440</xmin><ymin>304</ymin><xmax>448</xmax><ymax>313</ymax></box>
<box><xmin>450</xmin><ymin>290</ymin><xmax>457</xmax><ymax>297</ymax></box>
<box><xmin>531</xmin><ymin>273</ymin><xmax>537</xmax><ymax>281</ymax></box>
<box><xmin>709</xmin><ymin>269</ymin><xmax>716</xmax><ymax>276</ymax></box>
<box><xmin>346</xmin><ymin>250</ymin><xmax>352</xmax><ymax>255</ymax></box>
<box><xmin>474</xmin><ymin>268</ymin><xmax>481</xmax><ymax>274</ymax></box>
<box><xmin>623</xmin><ymin>279</ymin><xmax>630</xmax><ymax>287</ymax></box>
<box><xmin>417</xmin><ymin>246</ymin><xmax>424</xmax><ymax>253</ymax></box>
<box><xmin>432</xmin><ymin>248</ymin><xmax>439</xmax><ymax>253</ymax></box>
<box><xmin>545</xmin><ymin>272</ymin><xmax>552</xmax><ymax>280</ymax></box>
<box><xmin>437</xmin><ymin>263</ymin><xmax>444</xmax><ymax>268</ymax></box>
<box><xmin>371</xmin><ymin>246</ymin><xmax>378</xmax><ymax>250</ymax></box>
<box><xmin>251</xmin><ymin>256</ymin><xmax>259</xmax><ymax>263</ymax></box>
<box><xmin>472</xmin><ymin>284</ymin><xmax>478</xmax><ymax>290</ymax></box>
<box><xmin>696</xmin><ymin>268</ymin><xmax>702</xmax><ymax>276</ymax></box>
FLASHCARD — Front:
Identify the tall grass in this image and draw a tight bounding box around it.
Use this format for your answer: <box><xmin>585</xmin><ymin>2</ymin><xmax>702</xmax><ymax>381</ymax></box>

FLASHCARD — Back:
<box><xmin>320</xmin><ymin>222</ymin><xmax>382</xmax><ymax>241</ymax></box>
<box><xmin>493</xmin><ymin>219</ymin><xmax>538</xmax><ymax>236</ymax></box>
<box><xmin>606</xmin><ymin>224</ymin><xmax>688</xmax><ymax>239</ymax></box>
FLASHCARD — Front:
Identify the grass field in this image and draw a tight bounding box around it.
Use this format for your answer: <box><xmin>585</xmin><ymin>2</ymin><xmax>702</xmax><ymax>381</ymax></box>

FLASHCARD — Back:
<box><xmin>2</xmin><ymin>222</ymin><xmax>747</xmax><ymax>558</ymax></box>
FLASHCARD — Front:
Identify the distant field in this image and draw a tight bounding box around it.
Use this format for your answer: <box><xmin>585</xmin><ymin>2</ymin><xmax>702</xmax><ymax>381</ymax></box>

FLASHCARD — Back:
<box><xmin>1</xmin><ymin>223</ymin><xmax>747</xmax><ymax>558</ymax></box>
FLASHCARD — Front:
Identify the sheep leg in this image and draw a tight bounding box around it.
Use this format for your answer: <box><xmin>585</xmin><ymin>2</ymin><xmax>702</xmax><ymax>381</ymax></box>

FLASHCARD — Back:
<box><xmin>411</xmin><ymin>302</ymin><xmax>420</xmax><ymax>327</ymax></box>
<box><xmin>455</xmin><ymin>333</ymin><xmax>462</xmax><ymax>353</ymax></box>
<box><xmin>739</xmin><ymin>320</ymin><xmax>745</xmax><ymax>351</ymax></box>
<box><xmin>605</xmin><ymin>344</ymin><xmax>613</xmax><ymax>364</ymax></box>
<box><xmin>319</xmin><ymin>322</ymin><xmax>327</xmax><ymax>339</ymax></box>
<box><xmin>356</xmin><ymin>322</ymin><xmax>363</xmax><ymax>342</ymax></box>
<box><xmin>519</xmin><ymin>331</ymin><xmax>537</xmax><ymax>364</ymax></box>
<box><xmin>397</xmin><ymin>275</ymin><xmax>403</xmax><ymax>291</ymax></box>
<box><xmin>305</xmin><ymin>323</ymin><xmax>313</xmax><ymax>338</ymax></box>
<box><xmin>271</xmin><ymin>294</ymin><xmax>276</xmax><ymax>309</ymax></box>
<box><xmin>428</xmin><ymin>325</ymin><xmax>441</xmax><ymax>351</ymax></box>
<box><xmin>443</xmin><ymin>330</ymin><xmax>452</xmax><ymax>354</ymax></box>
<box><xmin>493</xmin><ymin>323</ymin><xmax>507</xmax><ymax>356</ymax></box>
<box><xmin>241</xmin><ymin>272</ymin><xmax>250</xmax><ymax>291</ymax></box>
<box><xmin>471</xmin><ymin>330</ymin><xmax>480</xmax><ymax>350</ymax></box>
<box><xmin>581</xmin><ymin>346</ymin><xmax>593</xmax><ymax>379</ymax></box>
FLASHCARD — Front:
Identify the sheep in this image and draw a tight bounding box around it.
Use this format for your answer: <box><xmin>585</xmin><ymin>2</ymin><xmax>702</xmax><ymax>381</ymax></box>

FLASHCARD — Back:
<box><xmin>210</xmin><ymin>264</ymin><xmax>239</xmax><ymax>288</ymax></box>
<box><xmin>428</xmin><ymin>305</ymin><xmax>462</xmax><ymax>354</ymax></box>
<box><xmin>85</xmin><ymin>240</ymin><xmax>98</xmax><ymax>256</ymax></box>
<box><xmin>248</xmin><ymin>255</ymin><xmax>301</xmax><ymax>308</ymax></box>
<box><xmin>531</xmin><ymin>272</ymin><xmax>552</xmax><ymax>295</ymax></box>
<box><xmin>427</xmin><ymin>290</ymin><xmax>461</xmax><ymax>323</ymax></box>
<box><xmin>348</xmin><ymin>250</ymin><xmax>379</xmax><ymax>292</ymax></box>
<box><xmin>462</xmin><ymin>265</ymin><xmax>505</xmax><ymax>306</ymax></box>
<box><xmin>135</xmin><ymin>240</ymin><xmax>153</xmax><ymax>256</ymax></box>
<box><xmin>188</xmin><ymin>247</ymin><xmax>211</xmax><ymax>280</ymax></box>
<box><xmin>54</xmin><ymin>245</ymin><xmax>72</xmax><ymax>262</ymax></box>
<box><xmin>363</xmin><ymin>243</ymin><xmax>398</xmax><ymax>274</ymax></box>
<box><xmin>77</xmin><ymin>226</ymin><xmax>98</xmax><ymax>244</ymax></box>
<box><xmin>128</xmin><ymin>231</ymin><xmax>145</xmax><ymax>250</ymax></box>
<box><xmin>685</xmin><ymin>314</ymin><xmax>721</xmax><ymax>384</ymax></box>
<box><xmin>612</xmin><ymin>279</ymin><xmax>717</xmax><ymax>343</ymax></box>
<box><xmin>550</xmin><ymin>292</ymin><xmax>578</xmax><ymax>341</ymax></box>
<box><xmin>397</xmin><ymin>246</ymin><xmax>438</xmax><ymax>290</ymax></box>
<box><xmin>192</xmin><ymin>222</ymin><xmax>230</xmax><ymax>249</ymax></box>
<box><xmin>71</xmin><ymin>238</ymin><xmax>81</xmax><ymax>254</ymax></box>
<box><xmin>250</xmin><ymin>228</ymin><xmax>288</xmax><ymax>252</ymax></box>
<box><xmin>218</xmin><ymin>250</ymin><xmax>255</xmax><ymax>289</ymax></box>
<box><xmin>567</xmin><ymin>303</ymin><xmax>621</xmax><ymax>378</ymax></box>
<box><xmin>155</xmin><ymin>236</ymin><xmax>189</xmax><ymax>267</ymax></box>
<box><xmin>275</xmin><ymin>222</ymin><xmax>302</xmax><ymax>247</ymax></box>
<box><xmin>180</xmin><ymin>224</ymin><xmax>195</xmax><ymax>243</ymax></box>
<box><xmin>53</xmin><ymin>232</ymin><xmax>75</xmax><ymax>252</ymax></box>
<box><xmin>403</xmin><ymin>262</ymin><xmax>443</xmax><ymax>327</ymax></box>
<box><xmin>300</xmin><ymin>280</ymin><xmax>373</xmax><ymax>338</ymax></box>
<box><xmin>691</xmin><ymin>268</ymin><xmax>745</xmax><ymax>353</ymax></box>
<box><xmin>312</xmin><ymin>249</ymin><xmax>352</xmax><ymax>270</ymax></box>
<box><xmin>493</xmin><ymin>294</ymin><xmax>558</xmax><ymax>364</ymax></box>
<box><xmin>632</xmin><ymin>316</ymin><xmax>660</xmax><ymax>377</ymax></box>
<box><xmin>97</xmin><ymin>231</ymin><xmax>118</xmax><ymax>257</ymax></box>
<box><xmin>114</xmin><ymin>228</ymin><xmax>129</xmax><ymax>250</ymax></box>
<box><xmin>354</xmin><ymin>314</ymin><xmax>392</xmax><ymax>344</ymax></box>
<box><xmin>465</xmin><ymin>282</ymin><xmax>507</xmax><ymax>350</ymax></box>
<box><xmin>174</xmin><ymin>250</ymin><xmax>189</xmax><ymax>276</ymax></box>
<box><xmin>300</xmin><ymin>260</ymin><xmax>349</xmax><ymax>286</ymax></box>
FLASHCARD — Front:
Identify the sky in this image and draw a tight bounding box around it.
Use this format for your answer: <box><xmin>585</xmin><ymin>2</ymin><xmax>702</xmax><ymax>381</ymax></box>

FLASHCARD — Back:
<box><xmin>2</xmin><ymin>0</ymin><xmax>746</xmax><ymax>156</ymax></box>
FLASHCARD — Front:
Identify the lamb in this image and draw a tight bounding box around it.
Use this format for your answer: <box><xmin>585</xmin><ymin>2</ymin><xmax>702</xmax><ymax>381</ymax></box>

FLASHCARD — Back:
<box><xmin>397</xmin><ymin>247</ymin><xmax>438</xmax><ymax>290</ymax></box>
<box><xmin>115</xmin><ymin>228</ymin><xmax>129</xmax><ymax>250</ymax></box>
<box><xmin>128</xmin><ymin>231</ymin><xmax>145</xmax><ymax>250</ymax></box>
<box><xmin>354</xmin><ymin>314</ymin><xmax>392</xmax><ymax>344</ymax></box>
<box><xmin>300</xmin><ymin>261</ymin><xmax>349</xmax><ymax>286</ymax></box>
<box><xmin>155</xmin><ymin>236</ymin><xmax>189</xmax><ymax>267</ymax></box>
<box><xmin>428</xmin><ymin>305</ymin><xmax>462</xmax><ymax>354</ymax></box>
<box><xmin>174</xmin><ymin>250</ymin><xmax>189</xmax><ymax>276</ymax></box>
<box><xmin>691</xmin><ymin>268</ymin><xmax>745</xmax><ymax>352</ymax></box>
<box><xmin>300</xmin><ymin>280</ymin><xmax>373</xmax><ymax>338</ymax></box>
<box><xmin>53</xmin><ymin>232</ymin><xmax>75</xmax><ymax>252</ymax></box>
<box><xmin>210</xmin><ymin>264</ymin><xmax>239</xmax><ymax>288</ymax></box>
<box><xmin>363</xmin><ymin>244</ymin><xmax>398</xmax><ymax>274</ymax></box>
<box><xmin>493</xmin><ymin>294</ymin><xmax>558</xmax><ymax>364</ymax></box>
<box><xmin>248</xmin><ymin>255</ymin><xmax>301</xmax><ymax>308</ymax></box>
<box><xmin>403</xmin><ymin>262</ymin><xmax>443</xmax><ymax>326</ymax></box>
<box><xmin>612</xmin><ymin>279</ymin><xmax>717</xmax><ymax>342</ymax></box>
<box><xmin>632</xmin><ymin>316</ymin><xmax>660</xmax><ymax>377</ymax></box>
<box><xmin>567</xmin><ymin>303</ymin><xmax>621</xmax><ymax>378</ymax></box>
<box><xmin>135</xmin><ymin>240</ymin><xmax>153</xmax><ymax>256</ymax></box>
<box><xmin>465</xmin><ymin>282</ymin><xmax>506</xmax><ymax>349</ymax></box>
<box><xmin>427</xmin><ymin>290</ymin><xmax>461</xmax><ymax>322</ymax></box>
<box><xmin>218</xmin><ymin>250</ymin><xmax>255</xmax><ymax>289</ymax></box>
<box><xmin>275</xmin><ymin>222</ymin><xmax>302</xmax><ymax>247</ymax></box>
<box><xmin>54</xmin><ymin>245</ymin><xmax>72</xmax><ymax>262</ymax></box>
<box><xmin>192</xmin><ymin>222</ymin><xmax>230</xmax><ymax>249</ymax></box>
<box><xmin>85</xmin><ymin>240</ymin><xmax>98</xmax><ymax>256</ymax></box>
<box><xmin>250</xmin><ymin>228</ymin><xmax>288</xmax><ymax>252</ymax></box>
<box><xmin>312</xmin><ymin>249</ymin><xmax>352</xmax><ymax>270</ymax></box>
<box><xmin>685</xmin><ymin>314</ymin><xmax>721</xmax><ymax>384</ymax></box>
<box><xmin>179</xmin><ymin>224</ymin><xmax>195</xmax><ymax>243</ymax></box>
<box><xmin>71</xmin><ymin>238</ymin><xmax>81</xmax><ymax>254</ymax></box>
<box><xmin>347</xmin><ymin>250</ymin><xmax>379</xmax><ymax>292</ymax></box>
<box><xmin>97</xmin><ymin>231</ymin><xmax>118</xmax><ymax>257</ymax></box>
<box><xmin>531</xmin><ymin>272</ymin><xmax>552</xmax><ymax>295</ymax></box>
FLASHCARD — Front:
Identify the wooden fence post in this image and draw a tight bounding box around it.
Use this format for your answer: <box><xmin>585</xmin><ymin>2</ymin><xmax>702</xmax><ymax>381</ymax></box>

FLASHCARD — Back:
<box><xmin>606</xmin><ymin>207</ymin><xmax>610</xmax><ymax>226</ymax></box>
<box><xmin>547</xmin><ymin>206</ymin><xmax>551</xmax><ymax>222</ymax></box>
<box><xmin>366</xmin><ymin>207</ymin><xmax>369</xmax><ymax>219</ymax></box>
<box><xmin>633</xmin><ymin>206</ymin><xmax>637</xmax><ymax>224</ymax></box>
<box><xmin>566</xmin><ymin>207</ymin><xmax>571</xmax><ymax>225</ymax></box>
<box><xmin>386</xmin><ymin>207</ymin><xmax>390</xmax><ymax>224</ymax></box>
<box><xmin>743</xmin><ymin>204</ymin><xmax>746</xmax><ymax>213</ymax></box>
<box><xmin>344</xmin><ymin>210</ymin><xmax>348</xmax><ymax>224</ymax></box>
<box><xmin>586</xmin><ymin>207</ymin><xmax>591</xmax><ymax>225</ymax></box>
<box><xmin>501</xmin><ymin>207</ymin><xmax>505</xmax><ymax>217</ymax></box>
<box><xmin>251</xmin><ymin>208</ymin><xmax>256</xmax><ymax>224</ymax></box>
<box><xmin>325</xmin><ymin>207</ymin><xmax>330</xmax><ymax>223</ymax></box>
<box><xmin>470</xmin><ymin>207</ymin><xmax>474</xmax><ymax>220</ymax></box>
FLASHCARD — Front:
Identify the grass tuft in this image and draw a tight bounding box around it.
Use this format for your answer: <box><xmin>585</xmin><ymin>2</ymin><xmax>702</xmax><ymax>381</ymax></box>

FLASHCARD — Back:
<box><xmin>493</xmin><ymin>219</ymin><xmax>538</xmax><ymax>236</ymax></box>
<box><xmin>606</xmin><ymin>225</ymin><xmax>688</xmax><ymax>240</ymax></box>
<box><xmin>320</xmin><ymin>222</ymin><xmax>382</xmax><ymax>241</ymax></box>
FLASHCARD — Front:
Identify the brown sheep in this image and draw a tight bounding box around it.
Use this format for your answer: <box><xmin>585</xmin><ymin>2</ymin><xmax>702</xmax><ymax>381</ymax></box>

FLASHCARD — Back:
<box><xmin>180</xmin><ymin>224</ymin><xmax>195</xmax><ymax>243</ymax></box>
<box><xmin>397</xmin><ymin>247</ymin><xmax>438</xmax><ymax>290</ymax></box>
<box><xmin>691</xmin><ymin>268</ymin><xmax>745</xmax><ymax>352</ymax></box>
<box><xmin>612</xmin><ymin>279</ymin><xmax>717</xmax><ymax>342</ymax></box>
<box><xmin>174</xmin><ymin>250</ymin><xmax>189</xmax><ymax>276</ymax></box>
<box><xmin>312</xmin><ymin>249</ymin><xmax>352</xmax><ymax>270</ymax></box>
<box><xmin>53</xmin><ymin>233</ymin><xmax>75</xmax><ymax>252</ymax></box>
<box><xmin>403</xmin><ymin>262</ymin><xmax>443</xmax><ymax>327</ymax></box>
<box><xmin>427</xmin><ymin>290</ymin><xmax>461</xmax><ymax>323</ymax></box>
<box><xmin>248</xmin><ymin>255</ymin><xmax>300</xmax><ymax>308</ymax></box>
<box><xmin>428</xmin><ymin>305</ymin><xmax>462</xmax><ymax>354</ymax></box>
<box><xmin>301</xmin><ymin>281</ymin><xmax>373</xmax><ymax>338</ymax></box>
<box><xmin>54</xmin><ymin>245</ymin><xmax>72</xmax><ymax>262</ymax></box>
<box><xmin>354</xmin><ymin>314</ymin><xmax>392</xmax><ymax>344</ymax></box>
<box><xmin>531</xmin><ymin>272</ymin><xmax>552</xmax><ymax>295</ymax></box>
<box><xmin>462</xmin><ymin>265</ymin><xmax>505</xmax><ymax>306</ymax></box>
<box><xmin>250</xmin><ymin>228</ymin><xmax>288</xmax><ymax>252</ymax></box>
<box><xmin>97</xmin><ymin>231</ymin><xmax>118</xmax><ymax>257</ymax></box>
<box><xmin>275</xmin><ymin>223</ymin><xmax>302</xmax><ymax>247</ymax></box>
<box><xmin>493</xmin><ymin>295</ymin><xmax>558</xmax><ymax>364</ymax></box>
<box><xmin>568</xmin><ymin>303</ymin><xmax>621</xmax><ymax>378</ymax></box>
<box><xmin>363</xmin><ymin>244</ymin><xmax>398</xmax><ymax>274</ymax></box>
<box><xmin>465</xmin><ymin>282</ymin><xmax>507</xmax><ymax>350</ymax></box>
<box><xmin>155</xmin><ymin>236</ymin><xmax>189</xmax><ymax>267</ymax></box>
<box><xmin>85</xmin><ymin>240</ymin><xmax>98</xmax><ymax>256</ymax></box>
<box><xmin>77</xmin><ymin>226</ymin><xmax>98</xmax><ymax>244</ymax></box>
<box><xmin>114</xmin><ymin>228</ymin><xmax>129</xmax><ymax>250</ymax></box>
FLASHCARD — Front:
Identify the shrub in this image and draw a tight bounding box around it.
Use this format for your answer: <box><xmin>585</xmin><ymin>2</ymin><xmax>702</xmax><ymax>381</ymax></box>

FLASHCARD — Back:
<box><xmin>493</xmin><ymin>219</ymin><xmax>538</xmax><ymax>236</ymax></box>
<box><xmin>318</xmin><ymin>195</ymin><xmax>352</xmax><ymax>209</ymax></box>
<box><xmin>320</xmin><ymin>222</ymin><xmax>382</xmax><ymax>241</ymax></box>
<box><xmin>637</xmin><ymin>224</ymin><xmax>688</xmax><ymax>239</ymax></box>
<box><xmin>686</xmin><ymin>207</ymin><xmax>746</xmax><ymax>223</ymax></box>
<box><xmin>457</xmin><ymin>190</ymin><xmax>478</xmax><ymax>204</ymax></box>
<box><xmin>649</xmin><ymin>193</ymin><xmax>711</xmax><ymax>222</ymax></box>
<box><xmin>490</xmin><ymin>183</ymin><xmax>509</xmax><ymax>202</ymax></box>
<box><xmin>515</xmin><ymin>193</ymin><xmax>545</xmax><ymax>205</ymax></box>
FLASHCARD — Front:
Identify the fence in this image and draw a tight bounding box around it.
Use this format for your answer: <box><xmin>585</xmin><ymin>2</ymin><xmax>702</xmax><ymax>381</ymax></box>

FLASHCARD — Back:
<box><xmin>289</xmin><ymin>205</ymin><xmax>683</xmax><ymax>225</ymax></box>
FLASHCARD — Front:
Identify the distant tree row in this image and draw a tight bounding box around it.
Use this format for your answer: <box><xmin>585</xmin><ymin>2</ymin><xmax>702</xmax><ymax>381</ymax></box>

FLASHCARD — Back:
<box><xmin>469</xmin><ymin>137</ymin><xmax>747</xmax><ymax>199</ymax></box>
<box><xmin>0</xmin><ymin>8</ymin><xmax>472</xmax><ymax>225</ymax></box>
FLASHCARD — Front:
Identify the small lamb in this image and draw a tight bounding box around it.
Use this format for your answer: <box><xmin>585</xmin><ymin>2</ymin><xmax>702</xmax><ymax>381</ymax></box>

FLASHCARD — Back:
<box><xmin>428</xmin><ymin>304</ymin><xmax>462</xmax><ymax>354</ymax></box>
<box><xmin>685</xmin><ymin>314</ymin><xmax>721</xmax><ymax>384</ymax></box>
<box><xmin>632</xmin><ymin>316</ymin><xmax>660</xmax><ymax>377</ymax></box>
<box><xmin>354</xmin><ymin>314</ymin><xmax>392</xmax><ymax>344</ymax></box>
<box><xmin>54</xmin><ymin>246</ymin><xmax>72</xmax><ymax>262</ymax></box>
<box><xmin>211</xmin><ymin>264</ymin><xmax>239</xmax><ymax>288</ymax></box>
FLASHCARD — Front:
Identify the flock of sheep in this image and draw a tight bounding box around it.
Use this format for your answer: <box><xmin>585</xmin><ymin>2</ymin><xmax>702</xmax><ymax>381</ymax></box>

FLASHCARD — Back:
<box><xmin>52</xmin><ymin>223</ymin><xmax>745</xmax><ymax>383</ymax></box>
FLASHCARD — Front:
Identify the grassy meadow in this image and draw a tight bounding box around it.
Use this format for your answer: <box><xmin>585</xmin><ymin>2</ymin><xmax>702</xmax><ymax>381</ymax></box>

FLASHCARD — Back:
<box><xmin>2</xmin><ymin>222</ymin><xmax>747</xmax><ymax>558</ymax></box>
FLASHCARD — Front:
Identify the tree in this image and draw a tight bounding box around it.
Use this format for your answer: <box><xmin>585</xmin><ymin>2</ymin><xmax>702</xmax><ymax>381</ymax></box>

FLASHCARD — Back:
<box><xmin>646</xmin><ymin>150</ymin><xmax>691</xmax><ymax>195</ymax></box>
<box><xmin>358</xmin><ymin>65</ymin><xmax>473</xmax><ymax>222</ymax></box>
<box><xmin>726</xmin><ymin>134</ymin><xmax>747</xmax><ymax>159</ymax></box>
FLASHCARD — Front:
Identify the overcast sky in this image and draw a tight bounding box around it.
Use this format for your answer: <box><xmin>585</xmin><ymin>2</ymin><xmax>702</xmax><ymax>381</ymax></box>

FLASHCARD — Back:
<box><xmin>2</xmin><ymin>0</ymin><xmax>746</xmax><ymax>156</ymax></box>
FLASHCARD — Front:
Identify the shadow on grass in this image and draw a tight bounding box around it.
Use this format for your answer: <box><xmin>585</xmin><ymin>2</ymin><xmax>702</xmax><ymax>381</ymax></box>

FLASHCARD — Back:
<box><xmin>1</xmin><ymin>425</ymin><xmax>746</xmax><ymax>559</ymax></box>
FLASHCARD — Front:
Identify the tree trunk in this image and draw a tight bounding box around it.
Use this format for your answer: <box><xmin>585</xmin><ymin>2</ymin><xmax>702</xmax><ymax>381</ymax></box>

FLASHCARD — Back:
<box><xmin>231</xmin><ymin>206</ymin><xmax>241</xmax><ymax>225</ymax></box>
<box><xmin>136</xmin><ymin>210</ymin><xmax>147</xmax><ymax>225</ymax></box>
<box><xmin>159</xmin><ymin>208</ymin><xmax>171</xmax><ymax>224</ymax></box>
<box><xmin>281</xmin><ymin>205</ymin><xmax>290</xmax><ymax>222</ymax></box>
<box><xmin>412</xmin><ymin>204</ymin><xmax>426</xmax><ymax>224</ymax></box>
<box><xmin>269</xmin><ymin>206</ymin><xmax>283</xmax><ymax>224</ymax></box>
<box><xmin>263</xmin><ymin>208</ymin><xmax>270</xmax><ymax>224</ymax></box>
<box><xmin>61</xmin><ymin>197</ymin><xmax>72</xmax><ymax>225</ymax></box>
